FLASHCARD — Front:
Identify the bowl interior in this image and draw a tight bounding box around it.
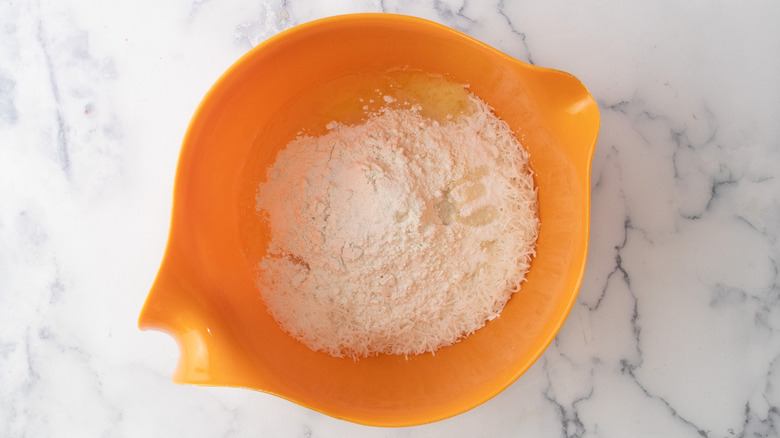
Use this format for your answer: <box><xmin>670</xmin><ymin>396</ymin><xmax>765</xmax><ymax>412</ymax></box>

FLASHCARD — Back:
<box><xmin>139</xmin><ymin>14</ymin><xmax>599</xmax><ymax>426</ymax></box>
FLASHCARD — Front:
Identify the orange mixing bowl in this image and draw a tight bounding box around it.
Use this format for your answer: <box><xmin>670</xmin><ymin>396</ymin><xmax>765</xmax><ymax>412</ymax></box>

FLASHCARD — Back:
<box><xmin>139</xmin><ymin>13</ymin><xmax>599</xmax><ymax>426</ymax></box>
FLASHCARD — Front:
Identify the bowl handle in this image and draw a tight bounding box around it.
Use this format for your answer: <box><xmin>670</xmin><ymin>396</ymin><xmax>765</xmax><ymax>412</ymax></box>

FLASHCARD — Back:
<box><xmin>525</xmin><ymin>66</ymin><xmax>600</xmax><ymax>168</ymax></box>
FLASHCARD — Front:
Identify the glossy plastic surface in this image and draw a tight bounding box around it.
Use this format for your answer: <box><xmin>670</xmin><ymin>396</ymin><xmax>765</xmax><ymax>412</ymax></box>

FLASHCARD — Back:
<box><xmin>138</xmin><ymin>13</ymin><xmax>599</xmax><ymax>427</ymax></box>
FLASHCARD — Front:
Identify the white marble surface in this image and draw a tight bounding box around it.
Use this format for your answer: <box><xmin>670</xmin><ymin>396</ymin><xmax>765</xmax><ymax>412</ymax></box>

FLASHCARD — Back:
<box><xmin>2</xmin><ymin>0</ymin><xmax>779</xmax><ymax>436</ymax></box>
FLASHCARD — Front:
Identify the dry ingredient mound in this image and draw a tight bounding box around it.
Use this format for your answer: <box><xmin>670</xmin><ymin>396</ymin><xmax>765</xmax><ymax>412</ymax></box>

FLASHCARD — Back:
<box><xmin>255</xmin><ymin>94</ymin><xmax>539</xmax><ymax>359</ymax></box>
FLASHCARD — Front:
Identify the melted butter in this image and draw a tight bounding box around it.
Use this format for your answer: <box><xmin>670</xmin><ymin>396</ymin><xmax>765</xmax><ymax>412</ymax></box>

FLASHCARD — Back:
<box><xmin>457</xmin><ymin>205</ymin><xmax>499</xmax><ymax>227</ymax></box>
<box><xmin>379</xmin><ymin>71</ymin><xmax>475</xmax><ymax>122</ymax></box>
<box><xmin>436</xmin><ymin>165</ymin><xmax>502</xmax><ymax>228</ymax></box>
<box><xmin>298</xmin><ymin>70</ymin><xmax>475</xmax><ymax>134</ymax></box>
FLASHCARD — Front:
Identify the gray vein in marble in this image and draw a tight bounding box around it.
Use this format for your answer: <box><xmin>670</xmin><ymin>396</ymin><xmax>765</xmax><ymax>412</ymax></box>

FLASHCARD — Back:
<box><xmin>680</xmin><ymin>176</ymin><xmax>738</xmax><ymax>221</ymax></box>
<box><xmin>187</xmin><ymin>0</ymin><xmax>213</xmax><ymax>22</ymax></box>
<box><xmin>588</xmin><ymin>92</ymin><xmax>780</xmax><ymax>437</ymax></box>
<box><xmin>33</xmin><ymin>323</ymin><xmax>124</xmax><ymax>435</ymax></box>
<box><xmin>586</xmin><ymin>145</ymin><xmax>634</xmax><ymax>313</ymax></box>
<box><xmin>233</xmin><ymin>1</ymin><xmax>294</xmax><ymax>48</ymax></box>
<box><xmin>432</xmin><ymin>0</ymin><xmax>478</xmax><ymax>31</ymax></box>
<box><xmin>496</xmin><ymin>0</ymin><xmax>534</xmax><ymax>65</ymax></box>
<box><xmin>542</xmin><ymin>357</ymin><xmax>593</xmax><ymax>438</ymax></box>
<box><xmin>32</xmin><ymin>12</ymin><xmax>124</xmax><ymax>195</ymax></box>
<box><xmin>581</xmin><ymin>101</ymin><xmax>713</xmax><ymax>436</ymax></box>
<box><xmin>710</xmin><ymin>260</ymin><xmax>780</xmax><ymax>337</ymax></box>
<box><xmin>36</xmin><ymin>12</ymin><xmax>71</xmax><ymax>177</ymax></box>
<box><xmin>0</xmin><ymin>73</ymin><xmax>18</xmax><ymax>126</ymax></box>
<box><xmin>608</xmin><ymin>95</ymin><xmax>777</xmax><ymax>235</ymax></box>
<box><xmin>623</xmin><ymin>365</ymin><xmax>711</xmax><ymax>437</ymax></box>
<box><xmin>47</xmin><ymin>270</ymin><xmax>66</xmax><ymax>305</ymax></box>
<box><xmin>615</xmin><ymin>252</ymin><xmax>711</xmax><ymax>437</ymax></box>
<box><xmin>735</xmin><ymin>351</ymin><xmax>780</xmax><ymax>437</ymax></box>
<box><xmin>0</xmin><ymin>210</ymin><xmax>80</xmax><ymax>435</ymax></box>
<box><xmin>7</xmin><ymin>329</ymin><xmax>43</xmax><ymax>435</ymax></box>
<box><xmin>736</xmin><ymin>384</ymin><xmax>780</xmax><ymax>438</ymax></box>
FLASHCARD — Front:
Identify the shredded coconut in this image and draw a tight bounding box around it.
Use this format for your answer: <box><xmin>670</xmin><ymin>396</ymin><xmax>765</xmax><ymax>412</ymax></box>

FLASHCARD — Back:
<box><xmin>255</xmin><ymin>94</ymin><xmax>539</xmax><ymax>359</ymax></box>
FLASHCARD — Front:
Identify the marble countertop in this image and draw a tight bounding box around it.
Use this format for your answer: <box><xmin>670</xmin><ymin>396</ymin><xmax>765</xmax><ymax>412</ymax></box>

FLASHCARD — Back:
<box><xmin>2</xmin><ymin>1</ymin><xmax>779</xmax><ymax>436</ymax></box>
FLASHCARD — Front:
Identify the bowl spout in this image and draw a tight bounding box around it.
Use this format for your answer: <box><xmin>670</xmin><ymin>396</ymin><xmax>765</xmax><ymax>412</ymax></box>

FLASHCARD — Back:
<box><xmin>139</xmin><ymin>257</ymin><xmax>273</xmax><ymax>390</ymax></box>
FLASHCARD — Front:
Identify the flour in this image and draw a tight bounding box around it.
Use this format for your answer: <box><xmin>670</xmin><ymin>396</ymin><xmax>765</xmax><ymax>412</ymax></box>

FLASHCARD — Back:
<box><xmin>255</xmin><ymin>94</ymin><xmax>539</xmax><ymax>359</ymax></box>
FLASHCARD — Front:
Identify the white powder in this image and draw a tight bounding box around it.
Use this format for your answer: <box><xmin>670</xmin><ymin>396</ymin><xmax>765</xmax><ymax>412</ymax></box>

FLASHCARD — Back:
<box><xmin>255</xmin><ymin>94</ymin><xmax>539</xmax><ymax>359</ymax></box>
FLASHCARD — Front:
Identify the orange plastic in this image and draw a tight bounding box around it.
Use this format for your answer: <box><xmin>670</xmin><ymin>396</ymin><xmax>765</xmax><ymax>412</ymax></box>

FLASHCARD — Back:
<box><xmin>139</xmin><ymin>14</ymin><xmax>599</xmax><ymax>426</ymax></box>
